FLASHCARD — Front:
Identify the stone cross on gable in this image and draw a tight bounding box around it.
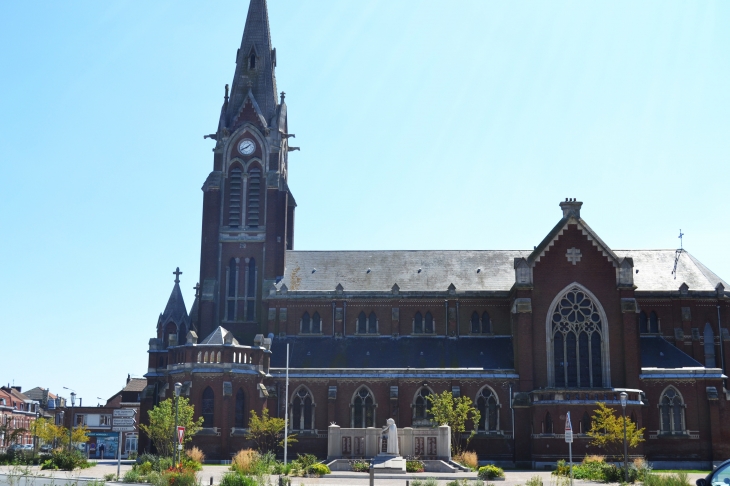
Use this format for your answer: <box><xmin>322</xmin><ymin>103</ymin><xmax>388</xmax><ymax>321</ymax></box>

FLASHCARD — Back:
<box><xmin>566</xmin><ymin>248</ymin><xmax>582</xmax><ymax>265</ymax></box>
<box><xmin>173</xmin><ymin>267</ymin><xmax>183</xmax><ymax>283</ymax></box>
<box><xmin>194</xmin><ymin>282</ymin><xmax>201</xmax><ymax>298</ymax></box>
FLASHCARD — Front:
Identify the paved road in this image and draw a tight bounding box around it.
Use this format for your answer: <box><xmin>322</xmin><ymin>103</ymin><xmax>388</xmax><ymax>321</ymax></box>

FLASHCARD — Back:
<box><xmin>0</xmin><ymin>463</ymin><xmax>708</xmax><ymax>486</ymax></box>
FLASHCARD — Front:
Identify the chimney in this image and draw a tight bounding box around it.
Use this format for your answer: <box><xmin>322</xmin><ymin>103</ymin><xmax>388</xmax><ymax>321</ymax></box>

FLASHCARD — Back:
<box><xmin>559</xmin><ymin>198</ymin><xmax>583</xmax><ymax>219</ymax></box>
<box><xmin>127</xmin><ymin>374</ymin><xmax>131</xmax><ymax>384</ymax></box>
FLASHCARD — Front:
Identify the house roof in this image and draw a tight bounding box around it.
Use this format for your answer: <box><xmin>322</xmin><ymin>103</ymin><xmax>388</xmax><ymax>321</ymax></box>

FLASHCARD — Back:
<box><xmin>123</xmin><ymin>378</ymin><xmax>147</xmax><ymax>393</ymax></box>
<box><xmin>275</xmin><ymin>249</ymin><xmax>727</xmax><ymax>295</ymax></box>
<box><xmin>640</xmin><ymin>336</ymin><xmax>703</xmax><ymax>369</ymax></box>
<box><xmin>200</xmin><ymin>326</ymin><xmax>239</xmax><ymax>345</ymax></box>
<box><xmin>269</xmin><ymin>336</ymin><xmax>514</xmax><ymax>370</ymax></box>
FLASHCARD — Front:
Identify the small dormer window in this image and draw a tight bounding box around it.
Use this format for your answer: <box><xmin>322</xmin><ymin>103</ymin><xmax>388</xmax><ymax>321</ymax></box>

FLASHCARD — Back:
<box><xmin>249</xmin><ymin>52</ymin><xmax>256</xmax><ymax>70</ymax></box>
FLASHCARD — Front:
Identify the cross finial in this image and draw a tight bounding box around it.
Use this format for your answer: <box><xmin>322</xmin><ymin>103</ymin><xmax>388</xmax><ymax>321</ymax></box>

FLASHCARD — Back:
<box><xmin>224</xmin><ymin>84</ymin><xmax>229</xmax><ymax>103</ymax></box>
<box><xmin>678</xmin><ymin>229</ymin><xmax>684</xmax><ymax>250</ymax></box>
<box><xmin>280</xmin><ymin>91</ymin><xmax>286</xmax><ymax>102</ymax></box>
<box><xmin>173</xmin><ymin>267</ymin><xmax>182</xmax><ymax>284</ymax></box>
<box><xmin>194</xmin><ymin>282</ymin><xmax>201</xmax><ymax>298</ymax></box>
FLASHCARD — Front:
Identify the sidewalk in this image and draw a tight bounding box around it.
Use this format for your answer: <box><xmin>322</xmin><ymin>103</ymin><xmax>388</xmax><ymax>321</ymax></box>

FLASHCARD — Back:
<box><xmin>0</xmin><ymin>464</ymin><xmax>708</xmax><ymax>486</ymax></box>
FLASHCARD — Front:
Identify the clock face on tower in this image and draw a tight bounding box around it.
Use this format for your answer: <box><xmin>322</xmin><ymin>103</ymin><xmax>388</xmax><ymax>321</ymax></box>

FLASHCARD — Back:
<box><xmin>238</xmin><ymin>139</ymin><xmax>256</xmax><ymax>155</ymax></box>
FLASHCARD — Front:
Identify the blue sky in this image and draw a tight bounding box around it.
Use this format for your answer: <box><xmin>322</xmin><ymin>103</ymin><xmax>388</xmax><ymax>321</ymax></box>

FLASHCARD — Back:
<box><xmin>0</xmin><ymin>0</ymin><xmax>728</xmax><ymax>404</ymax></box>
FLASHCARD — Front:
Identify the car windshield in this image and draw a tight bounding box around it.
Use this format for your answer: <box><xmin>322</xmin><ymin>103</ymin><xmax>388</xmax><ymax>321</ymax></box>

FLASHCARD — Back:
<box><xmin>712</xmin><ymin>463</ymin><xmax>730</xmax><ymax>486</ymax></box>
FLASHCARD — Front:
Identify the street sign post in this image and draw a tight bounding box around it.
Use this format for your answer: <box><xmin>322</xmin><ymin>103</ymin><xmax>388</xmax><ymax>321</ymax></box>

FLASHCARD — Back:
<box><xmin>565</xmin><ymin>412</ymin><xmax>574</xmax><ymax>486</ymax></box>
<box><xmin>112</xmin><ymin>418</ymin><xmax>136</xmax><ymax>426</ymax></box>
<box><xmin>113</xmin><ymin>409</ymin><xmax>136</xmax><ymax>418</ymax></box>
<box><xmin>111</xmin><ymin>426</ymin><xmax>135</xmax><ymax>432</ymax></box>
<box><xmin>177</xmin><ymin>426</ymin><xmax>185</xmax><ymax>451</ymax></box>
<box><xmin>113</xmin><ymin>409</ymin><xmax>136</xmax><ymax>478</ymax></box>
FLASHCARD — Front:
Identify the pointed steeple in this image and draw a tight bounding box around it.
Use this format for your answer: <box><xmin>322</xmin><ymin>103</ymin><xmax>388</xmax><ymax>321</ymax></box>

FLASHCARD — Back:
<box><xmin>157</xmin><ymin>269</ymin><xmax>190</xmax><ymax>345</ymax></box>
<box><xmin>226</xmin><ymin>0</ymin><xmax>278</xmax><ymax>132</ymax></box>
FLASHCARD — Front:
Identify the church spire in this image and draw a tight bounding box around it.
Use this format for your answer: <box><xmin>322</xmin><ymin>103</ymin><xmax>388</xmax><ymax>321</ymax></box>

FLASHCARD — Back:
<box><xmin>226</xmin><ymin>0</ymin><xmax>278</xmax><ymax>131</ymax></box>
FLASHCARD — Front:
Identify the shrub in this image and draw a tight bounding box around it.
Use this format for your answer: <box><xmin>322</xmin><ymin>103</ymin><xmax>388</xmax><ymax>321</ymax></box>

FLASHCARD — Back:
<box><xmin>350</xmin><ymin>460</ymin><xmax>370</xmax><ymax>472</ymax></box>
<box><xmin>454</xmin><ymin>451</ymin><xmax>479</xmax><ymax>470</ymax></box>
<box><xmin>525</xmin><ymin>475</ymin><xmax>543</xmax><ymax>486</ymax></box>
<box><xmin>123</xmin><ymin>469</ymin><xmax>142</xmax><ymax>483</ymax></box>
<box><xmin>128</xmin><ymin>451</ymin><xmax>138</xmax><ymax>460</ymax></box>
<box><xmin>644</xmin><ymin>472</ymin><xmax>690</xmax><ymax>486</ymax></box>
<box><xmin>40</xmin><ymin>449</ymin><xmax>90</xmax><ymax>471</ymax></box>
<box><xmin>231</xmin><ymin>449</ymin><xmax>258</xmax><ymax>474</ymax></box>
<box><xmin>308</xmin><ymin>463</ymin><xmax>331</xmax><ymax>476</ymax></box>
<box><xmin>407</xmin><ymin>460</ymin><xmax>425</xmax><ymax>473</ymax></box>
<box><xmin>294</xmin><ymin>453</ymin><xmax>318</xmax><ymax>471</ymax></box>
<box><xmin>478</xmin><ymin>464</ymin><xmax>504</xmax><ymax>480</ymax></box>
<box><xmin>104</xmin><ymin>473</ymin><xmax>117</xmax><ymax>481</ymax></box>
<box><xmin>186</xmin><ymin>446</ymin><xmax>205</xmax><ymax>464</ymax></box>
<box><xmin>220</xmin><ymin>472</ymin><xmax>257</xmax><ymax>486</ymax></box>
<box><xmin>447</xmin><ymin>480</ymin><xmax>486</xmax><ymax>486</ymax></box>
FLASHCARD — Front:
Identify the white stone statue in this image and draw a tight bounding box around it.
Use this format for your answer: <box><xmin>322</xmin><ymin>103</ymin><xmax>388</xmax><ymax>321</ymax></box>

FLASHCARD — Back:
<box><xmin>381</xmin><ymin>418</ymin><xmax>399</xmax><ymax>455</ymax></box>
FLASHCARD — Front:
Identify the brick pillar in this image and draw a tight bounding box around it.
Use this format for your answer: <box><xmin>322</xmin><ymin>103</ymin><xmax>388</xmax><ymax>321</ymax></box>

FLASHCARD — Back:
<box><xmin>708</xmin><ymin>398</ymin><xmax>722</xmax><ymax>464</ymax></box>
<box><xmin>512</xmin><ymin>294</ymin><xmax>533</xmax><ymax>391</ymax></box>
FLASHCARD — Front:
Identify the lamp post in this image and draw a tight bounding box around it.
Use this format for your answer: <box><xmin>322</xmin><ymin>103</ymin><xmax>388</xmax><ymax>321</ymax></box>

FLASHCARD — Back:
<box><xmin>619</xmin><ymin>392</ymin><xmax>628</xmax><ymax>482</ymax></box>
<box><xmin>174</xmin><ymin>383</ymin><xmax>182</xmax><ymax>467</ymax></box>
<box><xmin>68</xmin><ymin>392</ymin><xmax>76</xmax><ymax>452</ymax></box>
<box><xmin>34</xmin><ymin>410</ymin><xmax>40</xmax><ymax>454</ymax></box>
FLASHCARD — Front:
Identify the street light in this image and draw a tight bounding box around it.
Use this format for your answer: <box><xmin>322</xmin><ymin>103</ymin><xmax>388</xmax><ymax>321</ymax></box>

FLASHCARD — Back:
<box><xmin>619</xmin><ymin>392</ymin><xmax>628</xmax><ymax>482</ymax></box>
<box><xmin>63</xmin><ymin>389</ymin><xmax>77</xmax><ymax>452</ymax></box>
<box><xmin>174</xmin><ymin>383</ymin><xmax>182</xmax><ymax>467</ymax></box>
<box><xmin>34</xmin><ymin>410</ymin><xmax>40</xmax><ymax>454</ymax></box>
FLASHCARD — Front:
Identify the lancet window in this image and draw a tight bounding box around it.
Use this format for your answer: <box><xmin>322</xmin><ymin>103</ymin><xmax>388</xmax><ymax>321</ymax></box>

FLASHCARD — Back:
<box><xmin>201</xmin><ymin>387</ymin><xmax>214</xmax><ymax>428</ymax></box>
<box><xmin>357</xmin><ymin>312</ymin><xmax>378</xmax><ymax>334</ymax></box>
<box><xmin>234</xmin><ymin>389</ymin><xmax>245</xmax><ymax>428</ymax></box>
<box><xmin>660</xmin><ymin>387</ymin><xmax>685</xmax><ymax>434</ymax></box>
<box><xmin>246</xmin><ymin>166</ymin><xmax>262</xmax><ymax>228</ymax></box>
<box><xmin>550</xmin><ymin>286</ymin><xmax>605</xmax><ymax>388</ymax></box>
<box><xmin>351</xmin><ymin>387</ymin><xmax>375</xmax><ymax>428</ymax></box>
<box><xmin>476</xmin><ymin>387</ymin><xmax>498</xmax><ymax>431</ymax></box>
<box><xmin>228</xmin><ymin>165</ymin><xmax>243</xmax><ymax>228</ymax></box>
<box><xmin>413</xmin><ymin>388</ymin><xmax>432</xmax><ymax>421</ymax></box>
<box><xmin>471</xmin><ymin>311</ymin><xmax>492</xmax><ymax>334</ymax></box>
<box><xmin>291</xmin><ymin>387</ymin><xmax>314</xmax><ymax>431</ymax></box>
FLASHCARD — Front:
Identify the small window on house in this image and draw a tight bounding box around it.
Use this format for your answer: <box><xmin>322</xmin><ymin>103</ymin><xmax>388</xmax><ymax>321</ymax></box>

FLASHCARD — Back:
<box><xmin>301</xmin><ymin>312</ymin><xmax>311</xmax><ymax>334</ymax></box>
<box><xmin>414</xmin><ymin>312</ymin><xmax>423</xmax><ymax>334</ymax></box>
<box><xmin>471</xmin><ymin>312</ymin><xmax>480</xmax><ymax>333</ymax></box>
<box><xmin>312</xmin><ymin>312</ymin><xmax>321</xmax><ymax>333</ymax></box>
<box><xmin>425</xmin><ymin>312</ymin><xmax>434</xmax><ymax>333</ymax></box>
<box><xmin>649</xmin><ymin>311</ymin><xmax>659</xmax><ymax>333</ymax></box>
<box><xmin>482</xmin><ymin>312</ymin><xmax>491</xmax><ymax>333</ymax></box>
<box><xmin>544</xmin><ymin>412</ymin><xmax>553</xmax><ymax>434</ymax></box>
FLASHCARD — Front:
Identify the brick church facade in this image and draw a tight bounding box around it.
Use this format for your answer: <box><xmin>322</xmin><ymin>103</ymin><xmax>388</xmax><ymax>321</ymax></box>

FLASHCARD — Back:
<box><xmin>140</xmin><ymin>0</ymin><xmax>730</xmax><ymax>468</ymax></box>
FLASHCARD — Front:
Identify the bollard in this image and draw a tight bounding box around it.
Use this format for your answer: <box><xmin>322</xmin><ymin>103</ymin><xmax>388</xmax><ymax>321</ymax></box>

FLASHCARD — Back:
<box><xmin>406</xmin><ymin>481</ymin><xmax>410</xmax><ymax>486</ymax></box>
<box><xmin>210</xmin><ymin>476</ymin><xmax>213</xmax><ymax>485</ymax></box>
<box><xmin>369</xmin><ymin>465</ymin><xmax>374</xmax><ymax>486</ymax></box>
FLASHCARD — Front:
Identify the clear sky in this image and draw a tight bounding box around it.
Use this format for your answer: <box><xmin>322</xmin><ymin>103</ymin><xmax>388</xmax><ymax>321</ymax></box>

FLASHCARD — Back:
<box><xmin>0</xmin><ymin>1</ymin><xmax>728</xmax><ymax>405</ymax></box>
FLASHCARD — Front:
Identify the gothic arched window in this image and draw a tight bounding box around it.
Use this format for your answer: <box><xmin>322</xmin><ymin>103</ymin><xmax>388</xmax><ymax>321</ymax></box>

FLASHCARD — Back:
<box><xmin>358</xmin><ymin>312</ymin><xmax>367</xmax><ymax>334</ymax></box>
<box><xmin>425</xmin><ymin>312</ymin><xmax>434</xmax><ymax>333</ymax></box>
<box><xmin>246</xmin><ymin>166</ymin><xmax>262</xmax><ymax>228</ymax></box>
<box><xmin>471</xmin><ymin>312</ymin><xmax>480</xmax><ymax>333</ymax></box>
<box><xmin>482</xmin><ymin>312</ymin><xmax>491</xmax><ymax>333</ymax></box>
<box><xmin>414</xmin><ymin>312</ymin><xmax>423</xmax><ymax>334</ymax></box>
<box><xmin>639</xmin><ymin>311</ymin><xmax>648</xmax><ymax>334</ymax></box>
<box><xmin>581</xmin><ymin>411</ymin><xmax>591</xmax><ymax>434</ymax></box>
<box><xmin>476</xmin><ymin>387</ymin><xmax>498</xmax><ymax>431</ymax></box>
<box><xmin>544</xmin><ymin>412</ymin><xmax>553</xmax><ymax>434</ymax></box>
<box><xmin>292</xmin><ymin>387</ymin><xmax>314</xmax><ymax>431</ymax></box>
<box><xmin>352</xmin><ymin>387</ymin><xmax>375</xmax><ymax>428</ymax></box>
<box><xmin>660</xmin><ymin>387</ymin><xmax>685</xmax><ymax>434</ymax></box>
<box><xmin>649</xmin><ymin>311</ymin><xmax>659</xmax><ymax>334</ymax></box>
<box><xmin>413</xmin><ymin>388</ymin><xmax>432</xmax><ymax>421</ymax></box>
<box><xmin>228</xmin><ymin>166</ymin><xmax>243</xmax><ymax>228</ymax></box>
<box><xmin>245</xmin><ymin>258</ymin><xmax>256</xmax><ymax>321</ymax></box>
<box><xmin>248</xmin><ymin>51</ymin><xmax>256</xmax><ymax>70</ymax></box>
<box><xmin>704</xmin><ymin>323</ymin><xmax>716</xmax><ymax>368</ymax></box>
<box><xmin>368</xmin><ymin>312</ymin><xmax>377</xmax><ymax>334</ymax></box>
<box><xmin>202</xmin><ymin>387</ymin><xmax>215</xmax><ymax>428</ymax></box>
<box><xmin>301</xmin><ymin>312</ymin><xmax>311</xmax><ymax>334</ymax></box>
<box><xmin>234</xmin><ymin>389</ymin><xmax>245</xmax><ymax>428</ymax></box>
<box><xmin>312</xmin><ymin>312</ymin><xmax>321</xmax><ymax>334</ymax></box>
<box><xmin>550</xmin><ymin>286</ymin><xmax>605</xmax><ymax>388</ymax></box>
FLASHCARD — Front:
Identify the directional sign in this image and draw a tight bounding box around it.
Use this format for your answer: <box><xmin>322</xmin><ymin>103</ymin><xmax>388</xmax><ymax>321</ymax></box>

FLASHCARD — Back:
<box><xmin>112</xmin><ymin>418</ymin><xmax>136</xmax><ymax>426</ymax></box>
<box><xmin>177</xmin><ymin>426</ymin><xmax>185</xmax><ymax>445</ymax></box>
<box><xmin>113</xmin><ymin>409</ymin><xmax>136</xmax><ymax>418</ymax></box>
<box><xmin>112</xmin><ymin>426</ymin><xmax>136</xmax><ymax>432</ymax></box>
<box><xmin>564</xmin><ymin>411</ymin><xmax>573</xmax><ymax>443</ymax></box>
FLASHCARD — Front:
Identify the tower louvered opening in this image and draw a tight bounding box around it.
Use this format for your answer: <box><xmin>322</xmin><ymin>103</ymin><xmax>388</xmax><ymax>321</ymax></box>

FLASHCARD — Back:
<box><xmin>247</xmin><ymin>167</ymin><xmax>262</xmax><ymax>228</ymax></box>
<box><xmin>228</xmin><ymin>167</ymin><xmax>243</xmax><ymax>227</ymax></box>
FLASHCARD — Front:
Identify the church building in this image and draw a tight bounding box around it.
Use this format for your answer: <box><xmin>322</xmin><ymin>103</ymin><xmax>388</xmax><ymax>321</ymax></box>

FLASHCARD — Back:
<box><xmin>140</xmin><ymin>0</ymin><xmax>730</xmax><ymax>468</ymax></box>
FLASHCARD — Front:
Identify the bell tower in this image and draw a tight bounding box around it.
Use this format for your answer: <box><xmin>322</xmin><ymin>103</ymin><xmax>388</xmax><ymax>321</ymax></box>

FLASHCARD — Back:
<box><xmin>197</xmin><ymin>0</ymin><xmax>296</xmax><ymax>341</ymax></box>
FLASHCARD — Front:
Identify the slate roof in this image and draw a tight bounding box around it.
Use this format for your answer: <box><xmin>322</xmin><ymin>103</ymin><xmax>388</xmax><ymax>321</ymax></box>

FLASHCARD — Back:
<box><xmin>269</xmin><ymin>336</ymin><xmax>514</xmax><ymax>370</ymax></box>
<box><xmin>640</xmin><ymin>336</ymin><xmax>703</xmax><ymax>369</ymax></box>
<box><xmin>159</xmin><ymin>281</ymin><xmax>189</xmax><ymax>326</ymax></box>
<box><xmin>276</xmin><ymin>249</ymin><xmax>727</xmax><ymax>294</ymax></box>
<box><xmin>200</xmin><ymin>326</ymin><xmax>239</xmax><ymax>346</ymax></box>
<box><xmin>123</xmin><ymin>378</ymin><xmax>147</xmax><ymax>393</ymax></box>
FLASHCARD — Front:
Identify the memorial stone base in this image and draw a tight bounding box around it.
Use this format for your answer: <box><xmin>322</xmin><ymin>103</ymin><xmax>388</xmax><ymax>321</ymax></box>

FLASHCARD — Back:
<box><xmin>371</xmin><ymin>453</ymin><xmax>407</xmax><ymax>474</ymax></box>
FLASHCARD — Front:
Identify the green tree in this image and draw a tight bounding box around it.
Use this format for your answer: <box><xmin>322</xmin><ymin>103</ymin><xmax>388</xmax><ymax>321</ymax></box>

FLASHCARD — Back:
<box><xmin>587</xmin><ymin>402</ymin><xmax>645</xmax><ymax>460</ymax></box>
<box><xmin>426</xmin><ymin>391</ymin><xmax>481</xmax><ymax>454</ymax></box>
<box><xmin>246</xmin><ymin>408</ymin><xmax>296</xmax><ymax>453</ymax></box>
<box><xmin>140</xmin><ymin>397</ymin><xmax>204</xmax><ymax>458</ymax></box>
